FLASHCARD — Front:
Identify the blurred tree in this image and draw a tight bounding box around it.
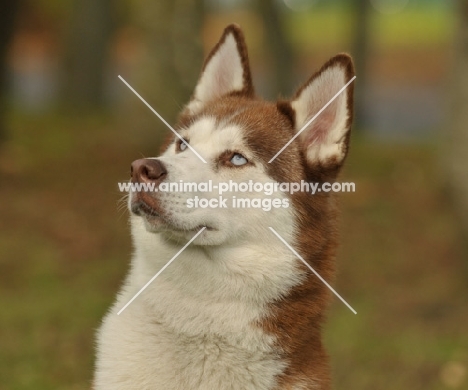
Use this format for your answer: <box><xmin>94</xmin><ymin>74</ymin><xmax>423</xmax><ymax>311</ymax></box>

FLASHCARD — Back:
<box><xmin>446</xmin><ymin>0</ymin><xmax>468</xmax><ymax>251</ymax></box>
<box><xmin>256</xmin><ymin>0</ymin><xmax>295</xmax><ymax>98</ymax></box>
<box><xmin>131</xmin><ymin>0</ymin><xmax>204</xmax><ymax>124</ymax></box>
<box><xmin>352</xmin><ymin>0</ymin><xmax>371</xmax><ymax>131</ymax></box>
<box><xmin>63</xmin><ymin>0</ymin><xmax>114</xmax><ymax>110</ymax></box>
<box><xmin>0</xmin><ymin>0</ymin><xmax>20</xmax><ymax>145</ymax></box>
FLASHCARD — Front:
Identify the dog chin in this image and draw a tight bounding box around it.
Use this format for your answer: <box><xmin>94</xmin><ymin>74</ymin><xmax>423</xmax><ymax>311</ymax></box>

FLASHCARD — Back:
<box><xmin>134</xmin><ymin>210</ymin><xmax>223</xmax><ymax>244</ymax></box>
<box><xmin>130</xmin><ymin>197</ymin><xmax>224</xmax><ymax>244</ymax></box>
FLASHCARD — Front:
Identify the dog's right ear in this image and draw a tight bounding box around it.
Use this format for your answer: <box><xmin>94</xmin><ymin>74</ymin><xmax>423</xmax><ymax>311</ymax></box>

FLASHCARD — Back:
<box><xmin>185</xmin><ymin>24</ymin><xmax>254</xmax><ymax>115</ymax></box>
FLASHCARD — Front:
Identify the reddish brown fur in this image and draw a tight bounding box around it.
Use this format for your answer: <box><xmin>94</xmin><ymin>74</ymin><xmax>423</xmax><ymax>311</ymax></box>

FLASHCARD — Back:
<box><xmin>171</xmin><ymin>24</ymin><xmax>354</xmax><ymax>389</ymax></box>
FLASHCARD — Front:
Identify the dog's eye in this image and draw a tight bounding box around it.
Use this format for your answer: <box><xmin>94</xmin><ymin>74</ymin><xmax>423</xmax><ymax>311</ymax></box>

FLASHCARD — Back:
<box><xmin>230</xmin><ymin>153</ymin><xmax>248</xmax><ymax>166</ymax></box>
<box><xmin>177</xmin><ymin>139</ymin><xmax>189</xmax><ymax>152</ymax></box>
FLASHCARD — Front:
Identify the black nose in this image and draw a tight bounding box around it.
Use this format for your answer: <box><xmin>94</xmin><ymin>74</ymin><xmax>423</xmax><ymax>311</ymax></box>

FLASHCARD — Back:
<box><xmin>131</xmin><ymin>159</ymin><xmax>167</xmax><ymax>184</ymax></box>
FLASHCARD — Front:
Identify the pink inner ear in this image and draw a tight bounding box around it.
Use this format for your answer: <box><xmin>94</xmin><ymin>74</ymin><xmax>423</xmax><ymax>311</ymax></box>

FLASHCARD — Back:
<box><xmin>302</xmin><ymin>107</ymin><xmax>335</xmax><ymax>147</ymax></box>
<box><xmin>214</xmin><ymin>70</ymin><xmax>233</xmax><ymax>97</ymax></box>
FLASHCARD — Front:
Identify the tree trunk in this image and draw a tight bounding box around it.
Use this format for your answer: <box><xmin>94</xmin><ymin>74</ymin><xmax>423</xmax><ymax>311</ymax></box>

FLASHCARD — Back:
<box><xmin>128</xmin><ymin>0</ymin><xmax>204</xmax><ymax>133</ymax></box>
<box><xmin>255</xmin><ymin>0</ymin><xmax>295</xmax><ymax>99</ymax></box>
<box><xmin>352</xmin><ymin>0</ymin><xmax>371</xmax><ymax>131</ymax></box>
<box><xmin>0</xmin><ymin>0</ymin><xmax>20</xmax><ymax>145</ymax></box>
<box><xmin>63</xmin><ymin>0</ymin><xmax>114</xmax><ymax>110</ymax></box>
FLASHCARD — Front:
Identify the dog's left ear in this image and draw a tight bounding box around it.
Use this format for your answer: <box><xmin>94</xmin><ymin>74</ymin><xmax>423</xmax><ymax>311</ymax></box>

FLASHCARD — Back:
<box><xmin>185</xmin><ymin>24</ymin><xmax>254</xmax><ymax>115</ymax></box>
<box><xmin>285</xmin><ymin>54</ymin><xmax>355</xmax><ymax>170</ymax></box>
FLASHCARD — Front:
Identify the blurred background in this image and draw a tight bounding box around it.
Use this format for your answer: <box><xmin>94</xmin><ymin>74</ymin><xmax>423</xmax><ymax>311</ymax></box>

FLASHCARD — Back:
<box><xmin>0</xmin><ymin>0</ymin><xmax>467</xmax><ymax>389</ymax></box>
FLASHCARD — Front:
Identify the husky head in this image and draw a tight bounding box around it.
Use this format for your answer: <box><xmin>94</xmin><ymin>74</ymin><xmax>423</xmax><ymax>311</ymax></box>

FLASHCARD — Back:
<box><xmin>129</xmin><ymin>24</ymin><xmax>354</xmax><ymax>246</ymax></box>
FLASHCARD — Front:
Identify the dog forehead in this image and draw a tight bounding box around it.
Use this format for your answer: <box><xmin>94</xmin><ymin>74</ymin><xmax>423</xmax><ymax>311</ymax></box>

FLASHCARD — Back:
<box><xmin>183</xmin><ymin>99</ymin><xmax>293</xmax><ymax>142</ymax></box>
<box><xmin>184</xmin><ymin>116</ymin><xmax>246</xmax><ymax>150</ymax></box>
<box><xmin>176</xmin><ymin>99</ymin><xmax>303</xmax><ymax>181</ymax></box>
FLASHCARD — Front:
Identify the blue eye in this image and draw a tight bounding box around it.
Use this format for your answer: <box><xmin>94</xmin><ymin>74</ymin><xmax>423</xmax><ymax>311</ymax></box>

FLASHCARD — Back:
<box><xmin>230</xmin><ymin>153</ymin><xmax>248</xmax><ymax>166</ymax></box>
<box><xmin>178</xmin><ymin>139</ymin><xmax>188</xmax><ymax>151</ymax></box>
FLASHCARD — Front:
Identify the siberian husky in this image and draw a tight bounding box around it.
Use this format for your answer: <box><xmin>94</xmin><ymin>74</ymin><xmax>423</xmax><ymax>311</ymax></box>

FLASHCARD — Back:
<box><xmin>94</xmin><ymin>24</ymin><xmax>354</xmax><ymax>390</ymax></box>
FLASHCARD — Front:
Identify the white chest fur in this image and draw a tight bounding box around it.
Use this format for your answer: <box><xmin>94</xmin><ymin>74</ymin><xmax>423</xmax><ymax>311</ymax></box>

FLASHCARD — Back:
<box><xmin>94</xmin><ymin>223</ymin><xmax>301</xmax><ymax>390</ymax></box>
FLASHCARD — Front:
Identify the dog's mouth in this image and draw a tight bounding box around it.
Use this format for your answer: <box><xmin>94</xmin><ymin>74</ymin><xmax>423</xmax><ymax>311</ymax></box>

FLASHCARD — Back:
<box><xmin>131</xmin><ymin>197</ymin><xmax>161</xmax><ymax>218</ymax></box>
<box><xmin>130</xmin><ymin>194</ymin><xmax>215</xmax><ymax>233</ymax></box>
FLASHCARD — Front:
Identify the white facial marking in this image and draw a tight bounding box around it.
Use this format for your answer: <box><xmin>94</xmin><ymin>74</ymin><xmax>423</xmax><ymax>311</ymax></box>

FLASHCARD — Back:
<box><xmin>96</xmin><ymin>115</ymin><xmax>302</xmax><ymax>387</ymax></box>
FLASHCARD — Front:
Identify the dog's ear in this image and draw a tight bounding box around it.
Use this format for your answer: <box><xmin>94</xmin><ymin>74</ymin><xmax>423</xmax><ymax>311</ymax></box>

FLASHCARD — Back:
<box><xmin>289</xmin><ymin>54</ymin><xmax>354</xmax><ymax>170</ymax></box>
<box><xmin>185</xmin><ymin>24</ymin><xmax>254</xmax><ymax>115</ymax></box>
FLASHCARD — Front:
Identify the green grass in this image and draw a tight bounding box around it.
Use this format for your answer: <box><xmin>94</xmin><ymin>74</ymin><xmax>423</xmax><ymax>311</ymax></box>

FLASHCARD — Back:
<box><xmin>0</xmin><ymin>114</ymin><xmax>467</xmax><ymax>389</ymax></box>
